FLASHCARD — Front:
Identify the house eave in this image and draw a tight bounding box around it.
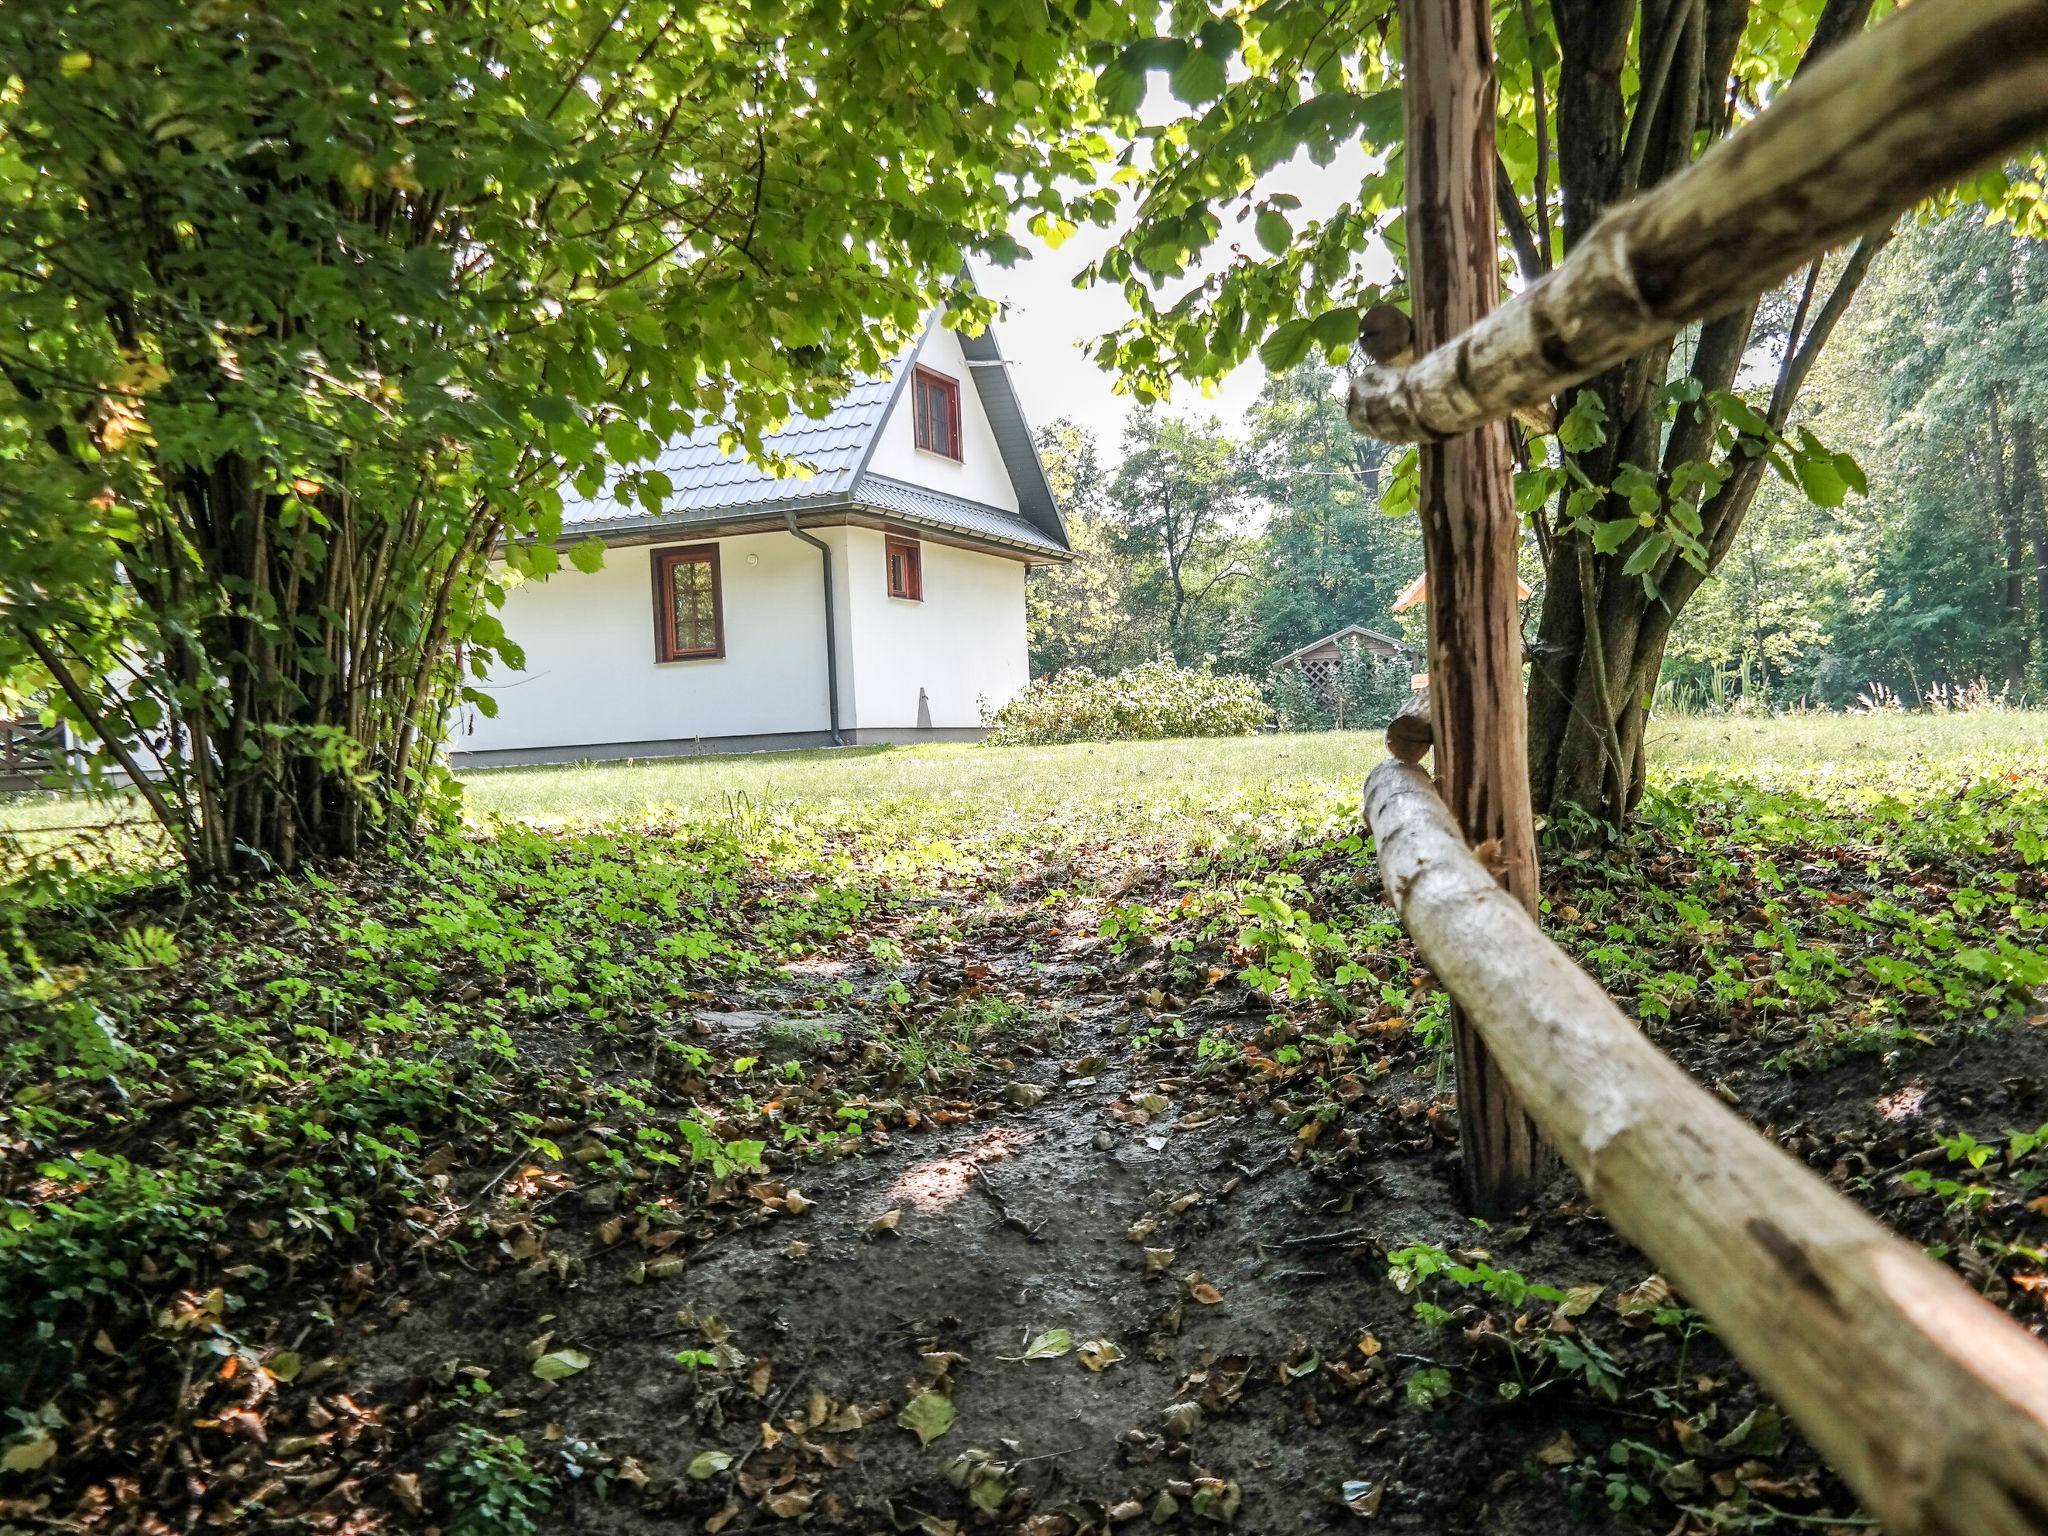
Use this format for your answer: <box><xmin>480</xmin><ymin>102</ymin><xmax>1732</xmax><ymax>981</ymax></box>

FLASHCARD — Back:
<box><xmin>533</xmin><ymin>497</ymin><xmax>1072</xmax><ymax>565</ymax></box>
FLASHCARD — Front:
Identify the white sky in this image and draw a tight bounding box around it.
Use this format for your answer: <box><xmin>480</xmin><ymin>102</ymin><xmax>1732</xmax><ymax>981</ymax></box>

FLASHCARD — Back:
<box><xmin>972</xmin><ymin>218</ymin><xmax>1273</xmax><ymax>450</ymax></box>
<box><xmin>971</xmin><ymin>128</ymin><xmax>1385</xmax><ymax>459</ymax></box>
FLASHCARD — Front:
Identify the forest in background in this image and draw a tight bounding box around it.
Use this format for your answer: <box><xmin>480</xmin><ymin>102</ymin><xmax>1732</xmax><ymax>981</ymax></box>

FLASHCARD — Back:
<box><xmin>1031</xmin><ymin>206</ymin><xmax>2048</xmax><ymax>717</ymax></box>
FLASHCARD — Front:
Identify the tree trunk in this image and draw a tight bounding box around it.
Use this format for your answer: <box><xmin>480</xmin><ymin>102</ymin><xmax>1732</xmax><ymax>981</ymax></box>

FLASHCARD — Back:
<box><xmin>1988</xmin><ymin>392</ymin><xmax>2031</xmax><ymax>692</ymax></box>
<box><xmin>1402</xmin><ymin>0</ymin><xmax>1551</xmax><ymax>1217</ymax></box>
<box><xmin>78</xmin><ymin>442</ymin><xmax>485</xmax><ymax>882</ymax></box>
<box><xmin>2010</xmin><ymin>413</ymin><xmax>2048</xmax><ymax>699</ymax></box>
<box><xmin>1522</xmin><ymin>0</ymin><xmax>1928</xmax><ymax>825</ymax></box>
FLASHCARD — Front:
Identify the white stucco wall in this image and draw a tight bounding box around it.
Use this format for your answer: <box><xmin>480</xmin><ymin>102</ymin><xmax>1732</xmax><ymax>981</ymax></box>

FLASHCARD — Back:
<box><xmin>864</xmin><ymin>322</ymin><xmax>1020</xmax><ymax>513</ymax></box>
<box><xmin>454</xmin><ymin>524</ymin><xmax>1026</xmax><ymax>753</ymax></box>
<box><xmin>456</xmin><ymin>528</ymin><xmax>846</xmax><ymax>754</ymax></box>
<box><xmin>839</xmin><ymin>528</ymin><xmax>1028</xmax><ymax>730</ymax></box>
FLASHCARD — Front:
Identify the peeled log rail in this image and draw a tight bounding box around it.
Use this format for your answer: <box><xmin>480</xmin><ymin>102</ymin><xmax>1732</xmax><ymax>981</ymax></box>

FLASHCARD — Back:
<box><xmin>1363</xmin><ymin>758</ymin><xmax>2048</xmax><ymax>1535</ymax></box>
<box><xmin>1386</xmin><ymin>686</ymin><xmax>1433</xmax><ymax>765</ymax></box>
<box><xmin>1347</xmin><ymin>0</ymin><xmax>2048</xmax><ymax>445</ymax></box>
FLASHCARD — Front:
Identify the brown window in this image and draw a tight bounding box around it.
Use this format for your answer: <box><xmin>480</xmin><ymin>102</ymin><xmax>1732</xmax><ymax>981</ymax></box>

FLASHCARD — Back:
<box><xmin>912</xmin><ymin>367</ymin><xmax>962</xmax><ymax>460</ymax></box>
<box><xmin>885</xmin><ymin>535</ymin><xmax>923</xmax><ymax>601</ymax></box>
<box><xmin>651</xmin><ymin>544</ymin><xmax>724</xmax><ymax>660</ymax></box>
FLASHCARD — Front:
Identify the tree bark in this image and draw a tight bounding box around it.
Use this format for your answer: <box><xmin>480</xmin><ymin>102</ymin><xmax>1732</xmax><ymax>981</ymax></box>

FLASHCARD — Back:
<box><xmin>2010</xmin><ymin>412</ymin><xmax>2048</xmax><ymax>697</ymax></box>
<box><xmin>1347</xmin><ymin>0</ymin><xmax>2048</xmax><ymax>445</ymax></box>
<box><xmin>1401</xmin><ymin>0</ymin><xmax>1551</xmax><ymax>1217</ymax></box>
<box><xmin>1364</xmin><ymin>758</ymin><xmax>2048</xmax><ymax>1536</ymax></box>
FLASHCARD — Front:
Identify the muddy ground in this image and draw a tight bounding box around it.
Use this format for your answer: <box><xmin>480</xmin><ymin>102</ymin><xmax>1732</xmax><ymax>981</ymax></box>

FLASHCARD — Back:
<box><xmin>339</xmin><ymin>895</ymin><xmax>2048</xmax><ymax>1535</ymax></box>
<box><xmin>9</xmin><ymin>814</ymin><xmax>2048</xmax><ymax>1536</ymax></box>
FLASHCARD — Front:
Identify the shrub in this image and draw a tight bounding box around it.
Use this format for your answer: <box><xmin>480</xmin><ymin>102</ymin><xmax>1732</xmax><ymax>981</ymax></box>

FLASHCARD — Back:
<box><xmin>1269</xmin><ymin>666</ymin><xmax>1328</xmax><ymax>731</ymax></box>
<box><xmin>1267</xmin><ymin>641</ymin><xmax>1413</xmax><ymax>732</ymax></box>
<box><xmin>981</xmin><ymin>661</ymin><xmax>1271</xmax><ymax>745</ymax></box>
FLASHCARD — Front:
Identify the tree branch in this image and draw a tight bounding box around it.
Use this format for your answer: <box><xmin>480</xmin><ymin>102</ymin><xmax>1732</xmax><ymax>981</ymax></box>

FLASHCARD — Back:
<box><xmin>17</xmin><ymin>624</ymin><xmax>191</xmax><ymax>852</ymax></box>
<box><xmin>1517</xmin><ymin>0</ymin><xmax>1553</xmax><ymax>268</ymax></box>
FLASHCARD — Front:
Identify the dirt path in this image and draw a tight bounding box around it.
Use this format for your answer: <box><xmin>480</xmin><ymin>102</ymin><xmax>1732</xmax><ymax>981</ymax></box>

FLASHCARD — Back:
<box><xmin>30</xmin><ymin>816</ymin><xmax>2040</xmax><ymax>1536</ymax></box>
<box><xmin>354</xmin><ymin>984</ymin><xmax>1584</xmax><ymax>1534</ymax></box>
<box><xmin>338</xmin><ymin>877</ymin><xmax>1886</xmax><ymax>1536</ymax></box>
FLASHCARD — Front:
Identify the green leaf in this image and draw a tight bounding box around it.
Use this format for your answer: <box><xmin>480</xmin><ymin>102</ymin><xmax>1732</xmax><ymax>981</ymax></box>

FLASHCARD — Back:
<box><xmin>1834</xmin><ymin>450</ymin><xmax>1868</xmax><ymax>496</ymax></box>
<box><xmin>1311</xmin><ymin>307</ymin><xmax>1360</xmax><ymax>353</ymax></box>
<box><xmin>1254</xmin><ymin>210</ymin><xmax>1292</xmax><ymax>256</ymax></box>
<box><xmin>1169</xmin><ymin>46</ymin><xmax>1227</xmax><ymax>105</ymax></box>
<box><xmin>1002</xmin><ymin>1328</ymin><xmax>1073</xmax><ymax>1361</ymax></box>
<box><xmin>1621</xmin><ymin>531</ymin><xmax>1671</xmax><ymax>576</ymax></box>
<box><xmin>1096</xmin><ymin>62</ymin><xmax>1146</xmax><ymax>116</ymax></box>
<box><xmin>1258</xmin><ymin>318</ymin><xmax>1314</xmax><ymax>373</ymax></box>
<box><xmin>1357</xmin><ymin>88</ymin><xmax>1405</xmax><ymax>146</ymax></box>
<box><xmin>897</xmin><ymin>1390</ymin><xmax>956</xmax><ymax>1445</ymax></box>
<box><xmin>531</xmin><ymin>1348</ymin><xmax>591</xmax><ymax>1381</ymax></box>
<box><xmin>1589</xmin><ymin>519</ymin><xmax>1637</xmax><ymax>556</ymax></box>
<box><xmin>686</xmin><ymin>1449</ymin><xmax>734</xmax><ymax>1480</ymax></box>
<box><xmin>1713</xmin><ymin>390</ymin><xmax>1772</xmax><ymax>438</ymax></box>
<box><xmin>1514</xmin><ymin>467</ymin><xmax>1562</xmax><ymax>514</ymax></box>
<box><xmin>1791</xmin><ymin>451</ymin><xmax>1848</xmax><ymax>507</ymax></box>
<box><xmin>1557</xmin><ymin>390</ymin><xmax>1609</xmax><ymax>453</ymax></box>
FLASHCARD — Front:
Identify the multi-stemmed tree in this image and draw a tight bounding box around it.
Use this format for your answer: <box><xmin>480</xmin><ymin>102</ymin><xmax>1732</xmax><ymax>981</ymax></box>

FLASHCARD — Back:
<box><xmin>1085</xmin><ymin>0</ymin><xmax>2046</xmax><ymax>824</ymax></box>
<box><xmin>0</xmin><ymin>0</ymin><xmax>1141</xmax><ymax>878</ymax></box>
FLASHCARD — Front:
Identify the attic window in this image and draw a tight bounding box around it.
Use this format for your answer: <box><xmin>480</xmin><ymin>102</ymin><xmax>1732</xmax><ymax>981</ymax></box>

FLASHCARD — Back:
<box><xmin>912</xmin><ymin>367</ymin><xmax>962</xmax><ymax>461</ymax></box>
<box><xmin>651</xmin><ymin>544</ymin><xmax>724</xmax><ymax>661</ymax></box>
<box><xmin>886</xmin><ymin>535</ymin><xmax>923</xmax><ymax>601</ymax></box>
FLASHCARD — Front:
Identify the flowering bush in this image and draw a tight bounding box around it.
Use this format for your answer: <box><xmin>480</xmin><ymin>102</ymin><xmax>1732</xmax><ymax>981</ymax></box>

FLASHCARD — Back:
<box><xmin>981</xmin><ymin>661</ymin><xmax>1272</xmax><ymax>745</ymax></box>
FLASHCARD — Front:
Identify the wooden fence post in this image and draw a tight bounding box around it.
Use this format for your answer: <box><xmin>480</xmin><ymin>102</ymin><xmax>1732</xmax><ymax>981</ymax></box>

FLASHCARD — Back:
<box><xmin>1402</xmin><ymin>0</ymin><xmax>1549</xmax><ymax>1216</ymax></box>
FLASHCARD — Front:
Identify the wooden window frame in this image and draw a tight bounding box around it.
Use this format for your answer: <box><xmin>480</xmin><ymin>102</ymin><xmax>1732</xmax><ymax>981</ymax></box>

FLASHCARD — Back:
<box><xmin>911</xmin><ymin>366</ymin><xmax>962</xmax><ymax>461</ymax></box>
<box><xmin>885</xmin><ymin>534</ymin><xmax>924</xmax><ymax>602</ymax></box>
<box><xmin>650</xmin><ymin>543</ymin><xmax>726</xmax><ymax>661</ymax></box>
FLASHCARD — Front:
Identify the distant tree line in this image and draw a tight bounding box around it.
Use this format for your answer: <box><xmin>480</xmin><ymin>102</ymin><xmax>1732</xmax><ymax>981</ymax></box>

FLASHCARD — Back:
<box><xmin>1035</xmin><ymin>207</ymin><xmax>2048</xmax><ymax>723</ymax></box>
<box><xmin>1667</xmin><ymin>207</ymin><xmax>2048</xmax><ymax>711</ymax></box>
<box><xmin>1028</xmin><ymin>359</ymin><xmax>1424</xmax><ymax>686</ymax></box>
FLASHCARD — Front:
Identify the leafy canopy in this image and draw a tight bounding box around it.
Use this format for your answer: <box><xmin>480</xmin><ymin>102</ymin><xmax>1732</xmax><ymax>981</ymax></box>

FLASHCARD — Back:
<box><xmin>0</xmin><ymin>0</ymin><xmax>1145</xmax><ymax>869</ymax></box>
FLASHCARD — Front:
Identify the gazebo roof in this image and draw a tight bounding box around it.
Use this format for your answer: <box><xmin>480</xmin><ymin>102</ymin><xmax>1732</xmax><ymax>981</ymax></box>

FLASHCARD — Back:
<box><xmin>1390</xmin><ymin>571</ymin><xmax>1534</xmax><ymax>613</ymax></box>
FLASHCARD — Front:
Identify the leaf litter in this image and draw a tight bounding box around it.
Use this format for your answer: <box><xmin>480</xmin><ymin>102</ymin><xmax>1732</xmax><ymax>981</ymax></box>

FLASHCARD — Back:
<box><xmin>5</xmin><ymin>758</ymin><xmax>2048</xmax><ymax>1531</ymax></box>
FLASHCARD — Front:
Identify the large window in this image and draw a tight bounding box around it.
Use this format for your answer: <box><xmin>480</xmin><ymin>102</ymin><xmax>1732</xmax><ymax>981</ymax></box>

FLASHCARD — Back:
<box><xmin>885</xmin><ymin>535</ymin><xmax>923</xmax><ymax>601</ymax></box>
<box><xmin>912</xmin><ymin>367</ymin><xmax>961</xmax><ymax>460</ymax></box>
<box><xmin>651</xmin><ymin>544</ymin><xmax>724</xmax><ymax>660</ymax></box>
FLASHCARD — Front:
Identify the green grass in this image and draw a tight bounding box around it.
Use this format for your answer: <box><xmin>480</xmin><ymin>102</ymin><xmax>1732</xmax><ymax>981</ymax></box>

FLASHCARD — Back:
<box><xmin>455</xmin><ymin>711</ymin><xmax>2048</xmax><ymax>825</ymax></box>
<box><xmin>458</xmin><ymin>733</ymin><xmax>1383</xmax><ymax>825</ymax></box>
<box><xmin>4</xmin><ymin>711</ymin><xmax>2044</xmax><ymax>847</ymax></box>
<box><xmin>1642</xmin><ymin>708</ymin><xmax>2048</xmax><ymax>771</ymax></box>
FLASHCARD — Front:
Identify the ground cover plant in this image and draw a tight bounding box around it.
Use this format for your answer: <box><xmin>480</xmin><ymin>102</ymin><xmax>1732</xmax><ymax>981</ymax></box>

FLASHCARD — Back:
<box><xmin>3</xmin><ymin>719</ymin><xmax>2046</xmax><ymax>1533</ymax></box>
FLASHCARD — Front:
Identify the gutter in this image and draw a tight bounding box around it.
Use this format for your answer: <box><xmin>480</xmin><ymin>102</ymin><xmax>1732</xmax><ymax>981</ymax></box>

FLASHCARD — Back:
<box><xmin>782</xmin><ymin>510</ymin><xmax>845</xmax><ymax>746</ymax></box>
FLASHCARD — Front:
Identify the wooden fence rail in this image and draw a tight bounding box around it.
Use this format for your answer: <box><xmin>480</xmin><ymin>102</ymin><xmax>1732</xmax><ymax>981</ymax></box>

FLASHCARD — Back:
<box><xmin>1363</xmin><ymin>758</ymin><xmax>2048</xmax><ymax>1535</ymax></box>
<box><xmin>1348</xmin><ymin>0</ymin><xmax>2048</xmax><ymax>445</ymax></box>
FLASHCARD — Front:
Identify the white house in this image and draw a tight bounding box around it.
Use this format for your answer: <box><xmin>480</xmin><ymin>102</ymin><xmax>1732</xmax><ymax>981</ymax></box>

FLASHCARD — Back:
<box><xmin>451</xmin><ymin>307</ymin><xmax>1068</xmax><ymax>767</ymax></box>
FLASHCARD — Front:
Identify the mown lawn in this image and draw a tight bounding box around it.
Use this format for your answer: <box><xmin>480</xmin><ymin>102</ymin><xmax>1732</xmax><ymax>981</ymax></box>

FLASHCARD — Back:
<box><xmin>3</xmin><ymin>713</ymin><xmax>2046</xmax><ymax>1534</ymax></box>
<box><xmin>451</xmin><ymin>710</ymin><xmax>2048</xmax><ymax>826</ymax></box>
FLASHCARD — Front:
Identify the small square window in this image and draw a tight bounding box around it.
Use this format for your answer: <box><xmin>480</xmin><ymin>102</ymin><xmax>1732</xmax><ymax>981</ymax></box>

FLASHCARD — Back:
<box><xmin>651</xmin><ymin>544</ymin><xmax>725</xmax><ymax>660</ymax></box>
<box><xmin>912</xmin><ymin>367</ymin><xmax>962</xmax><ymax>461</ymax></box>
<box><xmin>886</xmin><ymin>535</ymin><xmax>923</xmax><ymax>601</ymax></box>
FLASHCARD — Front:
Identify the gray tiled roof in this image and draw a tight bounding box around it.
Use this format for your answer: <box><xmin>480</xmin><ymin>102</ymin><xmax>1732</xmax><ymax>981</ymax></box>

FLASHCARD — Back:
<box><xmin>562</xmin><ymin>375</ymin><xmax>896</xmax><ymax>526</ymax></box>
<box><xmin>855</xmin><ymin>476</ymin><xmax>1068</xmax><ymax>555</ymax></box>
<box><xmin>556</xmin><ymin>294</ymin><xmax>1069</xmax><ymax>557</ymax></box>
